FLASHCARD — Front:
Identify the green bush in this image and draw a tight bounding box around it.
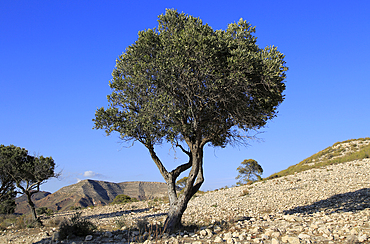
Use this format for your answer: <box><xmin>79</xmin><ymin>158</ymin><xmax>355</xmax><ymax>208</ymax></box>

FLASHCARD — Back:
<box><xmin>58</xmin><ymin>212</ymin><xmax>96</xmax><ymax>240</ymax></box>
<box><xmin>70</xmin><ymin>206</ymin><xmax>82</xmax><ymax>211</ymax></box>
<box><xmin>111</xmin><ymin>194</ymin><xmax>138</xmax><ymax>205</ymax></box>
<box><xmin>36</xmin><ymin>207</ymin><xmax>54</xmax><ymax>216</ymax></box>
<box><xmin>0</xmin><ymin>198</ymin><xmax>16</xmax><ymax>214</ymax></box>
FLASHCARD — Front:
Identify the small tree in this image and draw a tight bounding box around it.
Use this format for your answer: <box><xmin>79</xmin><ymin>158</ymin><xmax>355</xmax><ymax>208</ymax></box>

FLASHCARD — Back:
<box><xmin>0</xmin><ymin>145</ymin><xmax>58</xmax><ymax>224</ymax></box>
<box><xmin>94</xmin><ymin>9</ymin><xmax>287</xmax><ymax>232</ymax></box>
<box><xmin>236</xmin><ymin>159</ymin><xmax>263</xmax><ymax>185</ymax></box>
<box><xmin>175</xmin><ymin>176</ymin><xmax>188</xmax><ymax>189</ymax></box>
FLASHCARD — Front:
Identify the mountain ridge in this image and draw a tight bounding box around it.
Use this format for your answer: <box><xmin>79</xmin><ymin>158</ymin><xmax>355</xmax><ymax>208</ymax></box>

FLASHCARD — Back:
<box><xmin>15</xmin><ymin>180</ymin><xmax>168</xmax><ymax>214</ymax></box>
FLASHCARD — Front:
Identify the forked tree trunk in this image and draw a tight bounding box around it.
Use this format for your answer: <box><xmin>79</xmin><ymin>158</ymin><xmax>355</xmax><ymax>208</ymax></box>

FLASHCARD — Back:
<box><xmin>26</xmin><ymin>192</ymin><xmax>42</xmax><ymax>226</ymax></box>
<box><xmin>165</xmin><ymin>199</ymin><xmax>188</xmax><ymax>231</ymax></box>
<box><xmin>163</xmin><ymin>146</ymin><xmax>204</xmax><ymax>233</ymax></box>
<box><xmin>146</xmin><ymin>141</ymin><xmax>205</xmax><ymax>233</ymax></box>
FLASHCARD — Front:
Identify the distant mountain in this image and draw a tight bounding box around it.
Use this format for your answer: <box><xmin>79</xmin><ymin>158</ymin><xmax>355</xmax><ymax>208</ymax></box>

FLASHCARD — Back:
<box><xmin>15</xmin><ymin>180</ymin><xmax>168</xmax><ymax>214</ymax></box>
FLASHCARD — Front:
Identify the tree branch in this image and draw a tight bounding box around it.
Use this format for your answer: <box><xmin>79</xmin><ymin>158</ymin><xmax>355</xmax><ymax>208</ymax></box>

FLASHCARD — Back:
<box><xmin>144</xmin><ymin>143</ymin><xmax>170</xmax><ymax>182</ymax></box>
<box><xmin>171</xmin><ymin>160</ymin><xmax>192</xmax><ymax>180</ymax></box>
<box><xmin>175</xmin><ymin>143</ymin><xmax>191</xmax><ymax>156</ymax></box>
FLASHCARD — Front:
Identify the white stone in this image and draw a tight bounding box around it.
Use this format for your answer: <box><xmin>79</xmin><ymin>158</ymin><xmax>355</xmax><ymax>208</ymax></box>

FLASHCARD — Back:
<box><xmin>85</xmin><ymin>235</ymin><xmax>93</xmax><ymax>241</ymax></box>
<box><xmin>358</xmin><ymin>234</ymin><xmax>368</xmax><ymax>242</ymax></box>
<box><xmin>298</xmin><ymin>233</ymin><xmax>310</xmax><ymax>239</ymax></box>
<box><xmin>271</xmin><ymin>238</ymin><xmax>280</xmax><ymax>244</ymax></box>
<box><xmin>214</xmin><ymin>236</ymin><xmax>223</xmax><ymax>243</ymax></box>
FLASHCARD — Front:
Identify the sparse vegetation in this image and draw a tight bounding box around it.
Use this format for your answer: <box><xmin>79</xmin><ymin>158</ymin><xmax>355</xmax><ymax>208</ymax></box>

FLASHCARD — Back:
<box><xmin>58</xmin><ymin>212</ymin><xmax>96</xmax><ymax>240</ymax></box>
<box><xmin>115</xmin><ymin>216</ymin><xmax>126</xmax><ymax>229</ymax></box>
<box><xmin>111</xmin><ymin>194</ymin><xmax>138</xmax><ymax>205</ymax></box>
<box><xmin>136</xmin><ymin>217</ymin><xmax>149</xmax><ymax>234</ymax></box>
<box><xmin>267</xmin><ymin>138</ymin><xmax>370</xmax><ymax>179</ymax></box>
<box><xmin>70</xmin><ymin>206</ymin><xmax>82</xmax><ymax>211</ymax></box>
<box><xmin>36</xmin><ymin>207</ymin><xmax>54</xmax><ymax>216</ymax></box>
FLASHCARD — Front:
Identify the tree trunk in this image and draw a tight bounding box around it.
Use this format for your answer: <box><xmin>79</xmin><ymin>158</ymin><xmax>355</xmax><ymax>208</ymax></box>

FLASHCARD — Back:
<box><xmin>164</xmin><ymin>200</ymin><xmax>187</xmax><ymax>232</ymax></box>
<box><xmin>163</xmin><ymin>144</ymin><xmax>204</xmax><ymax>233</ymax></box>
<box><xmin>26</xmin><ymin>192</ymin><xmax>42</xmax><ymax>226</ymax></box>
<box><xmin>146</xmin><ymin>140</ymin><xmax>205</xmax><ymax>233</ymax></box>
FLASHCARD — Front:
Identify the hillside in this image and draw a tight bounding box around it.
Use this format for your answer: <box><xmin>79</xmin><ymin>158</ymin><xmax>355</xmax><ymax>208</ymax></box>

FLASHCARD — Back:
<box><xmin>3</xmin><ymin>138</ymin><xmax>370</xmax><ymax>243</ymax></box>
<box><xmin>267</xmin><ymin>137</ymin><xmax>370</xmax><ymax>179</ymax></box>
<box><xmin>15</xmin><ymin>180</ymin><xmax>168</xmax><ymax>214</ymax></box>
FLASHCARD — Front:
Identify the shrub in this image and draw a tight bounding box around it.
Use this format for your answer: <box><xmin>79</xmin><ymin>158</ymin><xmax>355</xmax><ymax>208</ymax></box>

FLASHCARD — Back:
<box><xmin>58</xmin><ymin>212</ymin><xmax>96</xmax><ymax>240</ymax></box>
<box><xmin>70</xmin><ymin>206</ymin><xmax>82</xmax><ymax>211</ymax></box>
<box><xmin>111</xmin><ymin>194</ymin><xmax>138</xmax><ymax>205</ymax></box>
<box><xmin>115</xmin><ymin>216</ymin><xmax>126</xmax><ymax>229</ymax></box>
<box><xmin>15</xmin><ymin>214</ymin><xmax>36</xmax><ymax>229</ymax></box>
<box><xmin>0</xmin><ymin>197</ymin><xmax>16</xmax><ymax>215</ymax></box>
<box><xmin>136</xmin><ymin>217</ymin><xmax>149</xmax><ymax>234</ymax></box>
<box><xmin>36</xmin><ymin>207</ymin><xmax>54</xmax><ymax>216</ymax></box>
<box><xmin>46</xmin><ymin>217</ymin><xmax>63</xmax><ymax>227</ymax></box>
<box><xmin>0</xmin><ymin>214</ymin><xmax>17</xmax><ymax>231</ymax></box>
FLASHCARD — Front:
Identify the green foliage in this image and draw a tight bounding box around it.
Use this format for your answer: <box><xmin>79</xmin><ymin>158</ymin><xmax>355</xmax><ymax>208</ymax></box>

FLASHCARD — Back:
<box><xmin>36</xmin><ymin>207</ymin><xmax>54</xmax><ymax>216</ymax></box>
<box><xmin>0</xmin><ymin>190</ymin><xmax>16</xmax><ymax>214</ymax></box>
<box><xmin>235</xmin><ymin>159</ymin><xmax>263</xmax><ymax>185</ymax></box>
<box><xmin>0</xmin><ymin>144</ymin><xmax>58</xmax><ymax>222</ymax></box>
<box><xmin>70</xmin><ymin>206</ymin><xmax>82</xmax><ymax>211</ymax></box>
<box><xmin>58</xmin><ymin>212</ymin><xmax>96</xmax><ymax>240</ymax></box>
<box><xmin>93</xmin><ymin>9</ymin><xmax>287</xmax><ymax>232</ymax></box>
<box><xmin>0</xmin><ymin>145</ymin><xmax>17</xmax><ymax>208</ymax></box>
<box><xmin>267</xmin><ymin>138</ymin><xmax>370</xmax><ymax>179</ymax></box>
<box><xmin>176</xmin><ymin>176</ymin><xmax>188</xmax><ymax>189</ymax></box>
<box><xmin>111</xmin><ymin>194</ymin><xmax>138</xmax><ymax>205</ymax></box>
<box><xmin>93</xmin><ymin>8</ymin><xmax>287</xmax><ymax>153</ymax></box>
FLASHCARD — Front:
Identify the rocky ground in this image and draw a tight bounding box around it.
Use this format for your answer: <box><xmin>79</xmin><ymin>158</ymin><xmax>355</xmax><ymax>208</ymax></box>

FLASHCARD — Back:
<box><xmin>1</xmin><ymin>159</ymin><xmax>369</xmax><ymax>244</ymax></box>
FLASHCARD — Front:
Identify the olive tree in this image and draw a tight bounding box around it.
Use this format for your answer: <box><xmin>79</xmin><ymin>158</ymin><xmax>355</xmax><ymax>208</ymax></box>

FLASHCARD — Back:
<box><xmin>236</xmin><ymin>159</ymin><xmax>263</xmax><ymax>185</ymax></box>
<box><xmin>1</xmin><ymin>145</ymin><xmax>57</xmax><ymax>224</ymax></box>
<box><xmin>93</xmin><ymin>9</ymin><xmax>287</xmax><ymax>232</ymax></box>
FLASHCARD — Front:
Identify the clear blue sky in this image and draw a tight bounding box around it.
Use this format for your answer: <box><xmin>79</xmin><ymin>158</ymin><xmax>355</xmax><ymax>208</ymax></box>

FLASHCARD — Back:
<box><xmin>1</xmin><ymin>1</ymin><xmax>369</xmax><ymax>193</ymax></box>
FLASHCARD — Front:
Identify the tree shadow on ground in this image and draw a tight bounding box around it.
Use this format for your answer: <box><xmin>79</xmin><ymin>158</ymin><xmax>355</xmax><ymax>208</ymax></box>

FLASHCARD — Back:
<box><xmin>283</xmin><ymin>188</ymin><xmax>370</xmax><ymax>215</ymax></box>
<box><xmin>85</xmin><ymin>207</ymin><xmax>159</xmax><ymax>220</ymax></box>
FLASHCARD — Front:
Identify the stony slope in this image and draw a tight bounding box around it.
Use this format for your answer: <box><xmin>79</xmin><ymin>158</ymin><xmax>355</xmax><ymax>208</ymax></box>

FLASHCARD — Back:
<box><xmin>267</xmin><ymin>137</ymin><xmax>370</xmax><ymax>179</ymax></box>
<box><xmin>15</xmin><ymin>180</ymin><xmax>168</xmax><ymax>214</ymax></box>
<box><xmin>2</xmin><ymin>138</ymin><xmax>370</xmax><ymax>243</ymax></box>
<box><xmin>3</xmin><ymin>159</ymin><xmax>369</xmax><ymax>243</ymax></box>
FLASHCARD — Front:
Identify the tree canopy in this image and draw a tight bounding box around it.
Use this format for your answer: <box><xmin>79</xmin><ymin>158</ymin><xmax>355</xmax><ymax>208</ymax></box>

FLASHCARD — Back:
<box><xmin>0</xmin><ymin>148</ymin><xmax>17</xmax><ymax>211</ymax></box>
<box><xmin>0</xmin><ymin>144</ymin><xmax>57</xmax><ymax>223</ymax></box>
<box><xmin>94</xmin><ymin>9</ymin><xmax>287</xmax><ymax>232</ymax></box>
<box><xmin>236</xmin><ymin>159</ymin><xmax>263</xmax><ymax>184</ymax></box>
